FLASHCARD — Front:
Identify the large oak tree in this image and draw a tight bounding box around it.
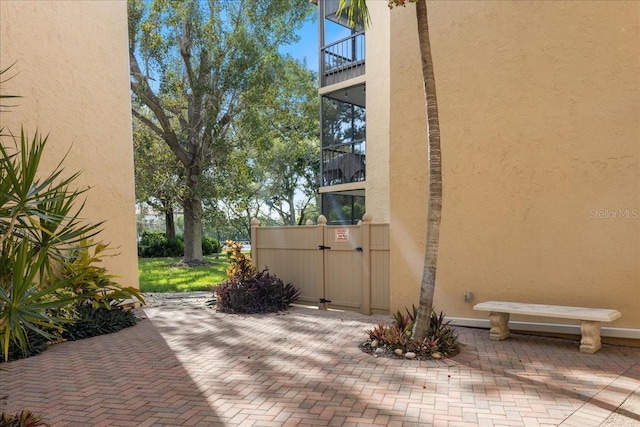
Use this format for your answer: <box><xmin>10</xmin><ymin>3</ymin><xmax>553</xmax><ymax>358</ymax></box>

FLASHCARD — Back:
<box><xmin>128</xmin><ymin>0</ymin><xmax>314</xmax><ymax>264</ymax></box>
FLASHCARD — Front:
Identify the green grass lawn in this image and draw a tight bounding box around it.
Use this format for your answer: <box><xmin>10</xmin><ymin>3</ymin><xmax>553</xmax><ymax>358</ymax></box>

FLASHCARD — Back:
<box><xmin>138</xmin><ymin>255</ymin><xmax>229</xmax><ymax>293</ymax></box>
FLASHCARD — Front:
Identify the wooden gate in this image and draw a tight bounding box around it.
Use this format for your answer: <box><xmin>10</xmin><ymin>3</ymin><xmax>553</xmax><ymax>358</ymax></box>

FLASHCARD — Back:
<box><xmin>322</xmin><ymin>224</ymin><xmax>362</xmax><ymax>310</ymax></box>
<box><xmin>250</xmin><ymin>214</ymin><xmax>389</xmax><ymax>314</ymax></box>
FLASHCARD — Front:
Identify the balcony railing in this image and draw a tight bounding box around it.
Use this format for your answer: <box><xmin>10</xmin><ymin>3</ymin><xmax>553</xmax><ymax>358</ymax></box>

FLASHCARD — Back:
<box><xmin>321</xmin><ymin>32</ymin><xmax>365</xmax><ymax>87</ymax></box>
<box><xmin>322</xmin><ymin>140</ymin><xmax>365</xmax><ymax>186</ymax></box>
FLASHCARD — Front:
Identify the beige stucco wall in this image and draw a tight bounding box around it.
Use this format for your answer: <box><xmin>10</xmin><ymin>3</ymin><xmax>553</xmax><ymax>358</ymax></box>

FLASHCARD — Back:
<box><xmin>0</xmin><ymin>1</ymin><xmax>139</xmax><ymax>289</ymax></box>
<box><xmin>364</xmin><ymin>2</ymin><xmax>391</xmax><ymax>223</ymax></box>
<box><xmin>387</xmin><ymin>1</ymin><xmax>639</xmax><ymax>333</ymax></box>
<box><xmin>388</xmin><ymin>3</ymin><xmax>429</xmax><ymax>312</ymax></box>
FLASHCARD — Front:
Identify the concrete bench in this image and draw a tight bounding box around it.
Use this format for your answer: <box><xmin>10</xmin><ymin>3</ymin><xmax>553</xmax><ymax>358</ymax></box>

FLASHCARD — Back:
<box><xmin>473</xmin><ymin>301</ymin><xmax>622</xmax><ymax>353</ymax></box>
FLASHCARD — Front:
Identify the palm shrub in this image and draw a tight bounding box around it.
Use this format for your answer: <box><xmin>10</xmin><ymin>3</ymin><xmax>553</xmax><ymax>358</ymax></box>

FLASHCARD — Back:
<box><xmin>2</xmin><ymin>329</ymin><xmax>49</xmax><ymax>362</ymax></box>
<box><xmin>214</xmin><ymin>241</ymin><xmax>300</xmax><ymax>314</ymax></box>
<box><xmin>1</xmin><ymin>239</ymin><xmax>143</xmax><ymax>362</ymax></box>
<box><xmin>0</xmin><ymin>131</ymin><xmax>102</xmax><ymax>268</ymax></box>
<box><xmin>0</xmin><ymin>240</ymin><xmax>78</xmax><ymax>362</ymax></box>
<box><xmin>0</xmin><ymin>130</ymin><xmax>98</xmax><ymax>361</ymax></box>
<box><xmin>0</xmin><ymin>67</ymin><xmax>143</xmax><ymax>361</ymax></box>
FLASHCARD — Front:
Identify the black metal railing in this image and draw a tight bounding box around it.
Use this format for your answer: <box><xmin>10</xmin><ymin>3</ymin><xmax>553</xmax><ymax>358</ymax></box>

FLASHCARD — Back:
<box><xmin>321</xmin><ymin>32</ymin><xmax>365</xmax><ymax>86</ymax></box>
<box><xmin>322</xmin><ymin>140</ymin><xmax>366</xmax><ymax>186</ymax></box>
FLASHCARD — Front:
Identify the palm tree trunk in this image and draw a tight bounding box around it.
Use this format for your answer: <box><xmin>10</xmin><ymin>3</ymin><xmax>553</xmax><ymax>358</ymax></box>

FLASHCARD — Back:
<box><xmin>338</xmin><ymin>0</ymin><xmax>443</xmax><ymax>341</ymax></box>
<box><xmin>411</xmin><ymin>0</ymin><xmax>443</xmax><ymax>341</ymax></box>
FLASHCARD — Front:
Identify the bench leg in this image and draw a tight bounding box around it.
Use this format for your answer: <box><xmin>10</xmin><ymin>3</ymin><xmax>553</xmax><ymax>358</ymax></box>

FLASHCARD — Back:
<box><xmin>580</xmin><ymin>321</ymin><xmax>602</xmax><ymax>353</ymax></box>
<box><xmin>489</xmin><ymin>312</ymin><xmax>510</xmax><ymax>340</ymax></box>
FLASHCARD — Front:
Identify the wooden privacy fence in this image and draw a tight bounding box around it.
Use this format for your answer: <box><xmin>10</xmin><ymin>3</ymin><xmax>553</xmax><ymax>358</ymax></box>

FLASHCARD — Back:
<box><xmin>250</xmin><ymin>214</ymin><xmax>390</xmax><ymax>315</ymax></box>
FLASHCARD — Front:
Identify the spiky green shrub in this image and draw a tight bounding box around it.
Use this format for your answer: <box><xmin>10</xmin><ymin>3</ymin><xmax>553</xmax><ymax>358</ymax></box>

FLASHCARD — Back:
<box><xmin>1</xmin><ymin>329</ymin><xmax>49</xmax><ymax>362</ymax></box>
<box><xmin>0</xmin><ymin>240</ymin><xmax>79</xmax><ymax>362</ymax></box>
<box><xmin>0</xmin><ymin>410</ymin><xmax>47</xmax><ymax>427</ymax></box>
<box><xmin>365</xmin><ymin>306</ymin><xmax>459</xmax><ymax>359</ymax></box>
<box><xmin>0</xmin><ymin>66</ymin><xmax>141</xmax><ymax>361</ymax></box>
<box><xmin>0</xmin><ymin>127</ymin><xmax>98</xmax><ymax>360</ymax></box>
<box><xmin>1</xmin><ymin>303</ymin><xmax>138</xmax><ymax>362</ymax></box>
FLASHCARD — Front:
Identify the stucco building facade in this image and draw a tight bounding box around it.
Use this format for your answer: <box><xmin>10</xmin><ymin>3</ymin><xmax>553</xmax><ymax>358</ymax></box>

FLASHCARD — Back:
<box><xmin>318</xmin><ymin>1</ymin><xmax>639</xmax><ymax>341</ymax></box>
<box><xmin>0</xmin><ymin>1</ymin><xmax>139</xmax><ymax>290</ymax></box>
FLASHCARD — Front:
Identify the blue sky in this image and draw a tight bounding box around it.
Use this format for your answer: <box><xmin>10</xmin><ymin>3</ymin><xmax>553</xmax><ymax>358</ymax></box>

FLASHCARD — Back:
<box><xmin>284</xmin><ymin>11</ymin><xmax>357</xmax><ymax>74</ymax></box>
<box><xmin>282</xmin><ymin>15</ymin><xmax>319</xmax><ymax>72</ymax></box>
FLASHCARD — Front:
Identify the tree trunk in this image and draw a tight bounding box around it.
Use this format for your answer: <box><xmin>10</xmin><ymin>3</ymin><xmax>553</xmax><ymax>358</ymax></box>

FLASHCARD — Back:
<box><xmin>288</xmin><ymin>193</ymin><xmax>296</xmax><ymax>225</ymax></box>
<box><xmin>165</xmin><ymin>204</ymin><xmax>176</xmax><ymax>241</ymax></box>
<box><xmin>183</xmin><ymin>196</ymin><xmax>204</xmax><ymax>264</ymax></box>
<box><xmin>412</xmin><ymin>0</ymin><xmax>443</xmax><ymax>342</ymax></box>
<box><xmin>182</xmin><ymin>168</ymin><xmax>205</xmax><ymax>265</ymax></box>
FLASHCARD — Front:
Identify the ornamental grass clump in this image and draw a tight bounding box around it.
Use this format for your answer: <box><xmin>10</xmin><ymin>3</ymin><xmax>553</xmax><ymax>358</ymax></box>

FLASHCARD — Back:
<box><xmin>362</xmin><ymin>305</ymin><xmax>459</xmax><ymax>360</ymax></box>
<box><xmin>214</xmin><ymin>241</ymin><xmax>300</xmax><ymax>314</ymax></box>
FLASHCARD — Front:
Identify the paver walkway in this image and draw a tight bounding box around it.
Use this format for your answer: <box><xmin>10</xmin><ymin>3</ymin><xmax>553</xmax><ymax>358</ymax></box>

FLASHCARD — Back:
<box><xmin>1</xmin><ymin>302</ymin><xmax>639</xmax><ymax>426</ymax></box>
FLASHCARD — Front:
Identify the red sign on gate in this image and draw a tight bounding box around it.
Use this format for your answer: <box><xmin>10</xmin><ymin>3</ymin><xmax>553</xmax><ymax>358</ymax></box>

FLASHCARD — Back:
<box><xmin>335</xmin><ymin>228</ymin><xmax>349</xmax><ymax>242</ymax></box>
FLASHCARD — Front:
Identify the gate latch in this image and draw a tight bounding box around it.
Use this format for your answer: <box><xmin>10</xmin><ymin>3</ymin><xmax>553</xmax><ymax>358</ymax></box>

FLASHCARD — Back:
<box><xmin>354</xmin><ymin>247</ymin><xmax>363</xmax><ymax>252</ymax></box>
<box><xmin>319</xmin><ymin>298</ymin><xmax>332</xmax><ymax>303</ymax></box>
<box><xmin>318</xmin><ymin>245</ymin><xmax>331</xmax><ymax>250</ymax></box>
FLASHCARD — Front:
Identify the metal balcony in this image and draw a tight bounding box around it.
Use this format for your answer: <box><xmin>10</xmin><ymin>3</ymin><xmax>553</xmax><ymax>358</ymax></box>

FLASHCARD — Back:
<box><xmin>321</xmin><ymin>32</ymin><xmax>365</xmax><ymax>87</ymax></box>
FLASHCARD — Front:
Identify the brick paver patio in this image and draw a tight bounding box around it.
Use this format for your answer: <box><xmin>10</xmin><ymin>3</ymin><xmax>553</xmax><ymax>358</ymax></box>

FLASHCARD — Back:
<box><xmin>1</xmin><ymin>303</ymin><xmax>638</xmax><ymax>426</ymax></box>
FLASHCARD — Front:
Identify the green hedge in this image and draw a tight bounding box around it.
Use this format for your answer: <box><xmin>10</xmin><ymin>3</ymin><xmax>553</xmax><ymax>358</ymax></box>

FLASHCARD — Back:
<box><xmin>138</xmin><ymin>231</ymin><xmax>221</xmax><ymax>257</ymax></box>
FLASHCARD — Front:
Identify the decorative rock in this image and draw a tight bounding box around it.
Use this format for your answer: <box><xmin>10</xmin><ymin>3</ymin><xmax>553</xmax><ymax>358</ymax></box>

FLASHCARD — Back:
<box><xmin>404</xmin><ymin>352</ymin><xmax>416</xmax><ymax>359</ymax></box>
<box><xmin>371</xmin><ymin>339</ymin><xmax>379</xmax><ymax>348</ymax></box>
<box><xmin>394</xmin><ymin>349</ymin><xmax>404</xmax><ymax>356</ymax></box>
<box><xmin>374</xmin><ymin>348</ymin><xmax>385</xmax><ymax>355</ymax></box>
<box><xmin>431</xmin><ymin>352</ymin><xmax>442</xmax><ymax>359</ymax></box>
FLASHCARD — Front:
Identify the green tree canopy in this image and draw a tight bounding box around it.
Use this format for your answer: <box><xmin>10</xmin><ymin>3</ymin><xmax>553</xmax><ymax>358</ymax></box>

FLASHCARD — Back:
<box><xmin>128</xmin><ymin>0</ymin><xmax>315</xmax><ymax>264</ymax></box>
<box><xmin>133</xmin><ymin>117</ymin><xmax>182</xmax><ymax>240</ymax></box>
